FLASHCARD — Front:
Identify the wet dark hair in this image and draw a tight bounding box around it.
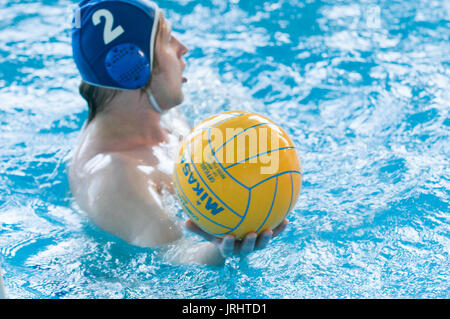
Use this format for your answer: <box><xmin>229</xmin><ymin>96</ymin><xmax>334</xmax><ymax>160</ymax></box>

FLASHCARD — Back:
<box><xmin>79</xmin><ymin>82</ymin><xmax>117</xmax><ymax>124</ymax></box>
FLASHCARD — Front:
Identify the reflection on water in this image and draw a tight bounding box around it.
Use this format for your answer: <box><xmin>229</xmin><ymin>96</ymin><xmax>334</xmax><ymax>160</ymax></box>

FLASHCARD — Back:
<box><xmin>0</xmin><ymin>0</ymin><xmax>448</xmax><ymax>298</ymax></box>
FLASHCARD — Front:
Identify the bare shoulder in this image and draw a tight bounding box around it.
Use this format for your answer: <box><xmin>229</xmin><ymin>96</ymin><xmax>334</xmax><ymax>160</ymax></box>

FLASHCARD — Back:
<box><xmin>69</xmin><ymin>121</ymin><xmax>154</xmax><ymax>192</ymax></box>
<box><xmin>68</xmin><ymin>122</ymin><xmax>147</xmax><ymax>214</ymax></box>
<box><xmin>72</xmin><ymin>150</ymin><xmax>138</xmax><ymax>179</ymax></box>
<box><xmin>69</xmin><ymin>152</ymin><xmax>135</xmax><ymax>215</ymax></box>
<box><xmin>68</xmin><ymin>125</ymin><xmax>182</xmax><ymax>247</ymax></box>
<box><xmin>69</xmin><ymin>149</ymin><xmax>181</xmax><ymax>247</ymax></box>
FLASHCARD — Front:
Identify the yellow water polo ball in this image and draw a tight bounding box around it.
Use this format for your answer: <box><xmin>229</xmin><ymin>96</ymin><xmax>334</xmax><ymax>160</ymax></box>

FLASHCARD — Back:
<box><xmin>173</xmin><ymin>111</ymin><xmax>302</xmax><ymax>239</ymax></box>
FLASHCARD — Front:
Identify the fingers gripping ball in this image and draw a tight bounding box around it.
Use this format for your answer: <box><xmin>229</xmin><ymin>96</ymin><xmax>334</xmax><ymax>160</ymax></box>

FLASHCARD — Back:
<box><xmin>173</xmin><ymin>111</ymin><xmax>302</xmax><ymax>239</ymax></box>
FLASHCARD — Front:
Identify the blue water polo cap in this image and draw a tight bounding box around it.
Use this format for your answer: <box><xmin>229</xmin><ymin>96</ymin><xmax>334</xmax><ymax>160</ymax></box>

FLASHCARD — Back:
<box><xmin>72</xmin><ymin>0</ymin><xmax>161</xmax><ymax>90</ymax></box>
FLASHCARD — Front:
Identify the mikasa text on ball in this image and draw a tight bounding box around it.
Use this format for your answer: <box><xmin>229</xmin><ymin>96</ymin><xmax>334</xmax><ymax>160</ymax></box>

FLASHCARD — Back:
<box><xmin>173</xmin><ymin>111</ymin><xmax>302</xmax><ymax>239</ymax></box>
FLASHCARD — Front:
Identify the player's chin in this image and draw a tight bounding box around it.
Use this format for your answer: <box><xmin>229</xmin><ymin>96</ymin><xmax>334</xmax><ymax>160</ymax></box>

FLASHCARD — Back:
<box><xmin>175</xmin><ymin>90</ymin><xmax>184</xmax><ymax>106</ymax></box>
<box><xmin>166</xmin><ymin>90</ymin><xmax>184</xmax><ymax>109</ymax></box>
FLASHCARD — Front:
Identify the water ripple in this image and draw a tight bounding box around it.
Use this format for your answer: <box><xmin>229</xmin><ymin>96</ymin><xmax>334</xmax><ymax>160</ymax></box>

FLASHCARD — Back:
<box><xmin>0</xmin><ymin>0</ymin><xmax>448</xmax><ymax>298</ymax></box>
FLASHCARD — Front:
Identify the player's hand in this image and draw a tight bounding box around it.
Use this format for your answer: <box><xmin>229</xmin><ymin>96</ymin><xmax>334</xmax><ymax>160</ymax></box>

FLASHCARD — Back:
<box><xmin>185</xmin><ymin>219</ymin><xmax>288</xmax><ymax>258</ymax></box>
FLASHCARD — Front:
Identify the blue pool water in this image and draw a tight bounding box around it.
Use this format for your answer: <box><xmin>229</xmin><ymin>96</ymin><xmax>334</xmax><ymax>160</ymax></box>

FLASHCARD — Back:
<box><xmin>0</xmin><ymin>0</ymin><xmax>449</xmax><ymax>298</ymax></box>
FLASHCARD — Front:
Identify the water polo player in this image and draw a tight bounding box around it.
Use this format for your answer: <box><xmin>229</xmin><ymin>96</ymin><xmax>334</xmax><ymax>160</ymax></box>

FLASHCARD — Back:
<box><xmin>69</xmin><ymin>0</ymin><xmax>287</xmax><ymax>265</ymax></box>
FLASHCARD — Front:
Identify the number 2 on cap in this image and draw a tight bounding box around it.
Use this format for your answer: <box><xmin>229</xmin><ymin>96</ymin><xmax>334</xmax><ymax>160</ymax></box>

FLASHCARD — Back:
<box><xmin>92</xmin><ymin>9</ymin><xmax>124</xmax><ymax>45</ymax></box>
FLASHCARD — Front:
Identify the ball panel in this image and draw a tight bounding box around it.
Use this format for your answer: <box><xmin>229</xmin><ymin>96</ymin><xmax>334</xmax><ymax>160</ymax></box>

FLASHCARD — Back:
<box><xmin>174</xmin><ymin>182</ymin><xmax>232</xmax><ymax>236</ymax></box>
<box><xmin>289</xmin><ymin>171</ymin><xmax>302</xmax><ymax>214</ymax></box>
<box><xmin>173</xmin><ymin>163</ymin><xmax>239</xmax><ymax>231</ymax></box>
<box><xmin>188</xmin><ymin>135</ymin><xmax>250</xmax><ymax>216</ymax></box>
<box><xmin>175</xmin><ymin>150</ymin><xmax>244</xmax><ymax>227</ymax></box>
<box><xmin>216</xmin><ymin>113</ymin><xmax>274</xmax><ymax>133</ymax></box>
<box><xmin>226</xmin><ymin>148</ymin><xmax>301</xmax><ymax>189</ymax></box>
<box><xmin>231</xmin><ymin>178</ymin><xmax>277</xmax><ymax>238</ymax></box>
<box><xmin>210</xmin><ymin>112</ymin><xmax>276</xmax><ymax>157</ymax></box>
<box><xmin>255</xmin><ymin>173</ymin><xmax>293</xmax><ymax>233</ymax></box>
<box><xmin>213</xmin><ymin>122</ymin><xmax>277</xmax><ymax>160</ymax></box>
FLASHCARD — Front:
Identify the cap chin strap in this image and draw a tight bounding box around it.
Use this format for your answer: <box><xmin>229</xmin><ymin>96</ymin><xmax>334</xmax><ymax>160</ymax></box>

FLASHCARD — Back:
<box><xmin>146</xmin><ymin>88</ymin><xmax>165</xmax><ymax>114</ymax></box>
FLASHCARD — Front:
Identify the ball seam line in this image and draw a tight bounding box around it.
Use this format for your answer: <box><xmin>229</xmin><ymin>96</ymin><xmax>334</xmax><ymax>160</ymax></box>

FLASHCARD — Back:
<box><xmin>250</xmin><ymin>170</ymin><xmax>302</xmax><ymax>190</ymax></box>
<box><xmin>212</xmin><ymin>189</ymin><xmax>253</xmax><ymax>237</ymax></box>
<box><xmin>187</xmin><ymin>144</ymin><xmax>245</xmax><ymax>218</ymax></box>
<box><xmin>214</xmin><ymin>122</ymin><xmax>272</xmax><ymax>155</ymax></box>
<box><xmin>174</xmin><ymin>161</ymin><xmax>234</xmax><ymax>232</ymax></box>
<box><xmin>223</xmin><ymin>146</ymin><xmax>297</xmax><ymax>170</ymax></box>
<box><xmin>287</xmin><ymin>173</ymin><xmax>294</xmax><ymax>213</ymax></box>
<box><xmin>208</xmin><ymin>128</ymin><xmax>251</xmax><ymax>191</ymax></box>
<box><xmin>256</xmin><ymin>176</ymin><xmax>279</xmax><ymax>234</ymax></box>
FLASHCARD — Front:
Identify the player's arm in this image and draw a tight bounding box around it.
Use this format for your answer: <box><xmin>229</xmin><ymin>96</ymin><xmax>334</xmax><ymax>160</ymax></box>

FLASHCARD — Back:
<box><xmin>71</xmin><ymin>152</ymin><xmax>226</xmax><ymax>265</ymax></box>
<box><xmin>72</xmin><ymin>152</ymin><xmax>183</xmax><ymax>247</ymax></box>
